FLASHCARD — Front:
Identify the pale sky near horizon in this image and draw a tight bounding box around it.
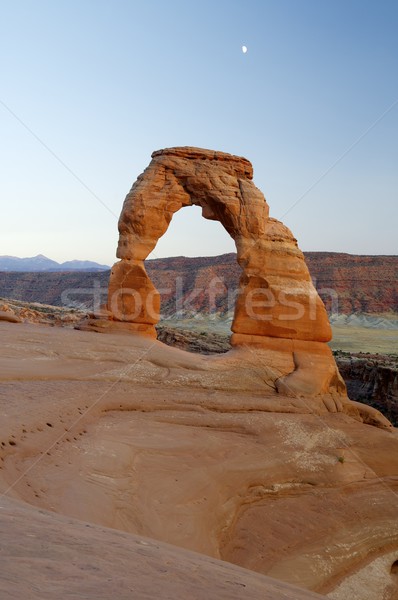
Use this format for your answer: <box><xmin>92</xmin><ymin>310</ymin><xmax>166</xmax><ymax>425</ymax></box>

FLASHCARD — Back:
<box><xmin>1</xmin><ymin>0</ymin><xmax>397</xmax><ymax>265</ymax></box>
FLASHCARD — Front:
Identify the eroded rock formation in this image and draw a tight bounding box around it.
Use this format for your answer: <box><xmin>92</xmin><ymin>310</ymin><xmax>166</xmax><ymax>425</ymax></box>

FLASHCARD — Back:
<box><xmin>109</xmin><ymin>147</ymin><xmax>330</xmax><ymax>341</ymax></box>
<box><xmin>83</xmin><ymin>147</ymin><xmax>389</xmax><ymax>421</ymax></box>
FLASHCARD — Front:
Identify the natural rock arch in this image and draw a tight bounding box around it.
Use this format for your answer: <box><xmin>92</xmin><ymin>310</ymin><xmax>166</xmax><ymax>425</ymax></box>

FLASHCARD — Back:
<box><xmin>107</xmin><ymin>147</ymin><xmax>331</xmax><ymax>343</ymax></box>
<box><xmin>82</xmin><ymin>146</ymin><xmax>394</xmax><ymax>417</ymax></box>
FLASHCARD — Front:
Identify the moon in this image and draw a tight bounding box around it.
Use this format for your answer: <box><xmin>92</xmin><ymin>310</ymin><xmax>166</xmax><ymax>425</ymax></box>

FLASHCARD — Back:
<box><xmin>242</xmin><ymin>45</ymin><xmax>248</xmax><ymax>54</ymax></box>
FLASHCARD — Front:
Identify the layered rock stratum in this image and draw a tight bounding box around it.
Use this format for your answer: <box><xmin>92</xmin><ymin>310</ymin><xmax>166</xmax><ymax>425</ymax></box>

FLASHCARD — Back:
<box><xmin>337</xmin><ymin>352</ymin><xmax>398</xmax><ymax>425</ymax></box>
<box><xmin>1</xmin><ymin>252</ymin><xmax>397</xmax><ymax>317</ymax></box>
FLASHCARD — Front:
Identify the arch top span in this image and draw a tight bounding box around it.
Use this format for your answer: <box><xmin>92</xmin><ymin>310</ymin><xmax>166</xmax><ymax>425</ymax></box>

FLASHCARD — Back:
<box><xmin>116</xmin><ymin>146</ymin><xmax>268</xmax><ymax>263</ymax></box>
<box><xmin>150</xmin><ymin>146</ymin><xmax>254</xmax><ymax>179</ymax></box>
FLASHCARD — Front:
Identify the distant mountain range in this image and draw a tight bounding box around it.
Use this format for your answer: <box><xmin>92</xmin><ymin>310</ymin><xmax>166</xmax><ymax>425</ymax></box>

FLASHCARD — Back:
<box><xmin>0</xmin><ymin>254</ymin><xmax>110</xmax><ymax>272</ymax></box>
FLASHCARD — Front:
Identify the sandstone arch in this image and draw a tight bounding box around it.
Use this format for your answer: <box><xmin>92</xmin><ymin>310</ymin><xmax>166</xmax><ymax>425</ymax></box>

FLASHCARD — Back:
<box><xmin>82</xmin><ymin>146</ymin><xmax>394</xmax><ymax>418</ymax></box>
<box><xmin>108</xmin><ymin>147</ymin><xmax>331</xmax><ymax>343</ymax></box>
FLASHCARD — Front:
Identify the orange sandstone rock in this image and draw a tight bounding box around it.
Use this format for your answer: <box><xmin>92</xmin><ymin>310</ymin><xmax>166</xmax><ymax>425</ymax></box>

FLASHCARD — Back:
<box><xmin>109</xmin><ymin>147</ymin><xmax>330</xmax><ymax>341</ymax></box>
<box><xmin>84</xmin><ymin>147</ymin><xmax>385</xmax><ymax>414</ymax></box>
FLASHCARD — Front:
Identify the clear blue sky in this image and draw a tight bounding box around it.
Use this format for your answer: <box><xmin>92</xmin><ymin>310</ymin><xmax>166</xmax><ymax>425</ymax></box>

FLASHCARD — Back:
<box><xmin>1</xmin><ymin>0</ymin><xmax>397</xmax><ymax>264</ymax></box>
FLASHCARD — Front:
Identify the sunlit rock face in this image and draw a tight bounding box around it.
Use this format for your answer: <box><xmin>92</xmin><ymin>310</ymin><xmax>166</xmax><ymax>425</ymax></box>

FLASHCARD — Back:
<box><xmin>111</xmin><ymin>147</ymin><xmax>330</xmax><ymax>341</ymax></box>
<box><xmin>83</xmin><ymin>146</ymin><xmax>393</xmax><ymax>420</ymax></box>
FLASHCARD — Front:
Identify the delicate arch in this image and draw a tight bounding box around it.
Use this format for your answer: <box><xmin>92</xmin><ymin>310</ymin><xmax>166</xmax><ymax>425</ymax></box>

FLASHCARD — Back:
<box><xmin>81</xmin><ymin>147</ymin><xmax>397</xmax><ymax>417</ymax></box>
<box><xmin>106</xmin><ymin>147</ymin><xmax>331</xmax><ymax>345</ymax></box>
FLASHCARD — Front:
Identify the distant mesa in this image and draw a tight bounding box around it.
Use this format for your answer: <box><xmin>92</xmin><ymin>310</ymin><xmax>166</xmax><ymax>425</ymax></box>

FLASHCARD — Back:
<box><xmin>0</xmin><ymin>251</ymin><xmax>397</xmax><ymax>316</ymax></box>
<box><xmin>0</xmin><ymin>254</ymin><xmax>110</xmax><ymax>272</ymax></box>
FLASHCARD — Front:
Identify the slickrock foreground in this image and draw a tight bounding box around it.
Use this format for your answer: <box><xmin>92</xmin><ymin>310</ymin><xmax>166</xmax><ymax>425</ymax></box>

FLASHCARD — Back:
<box><xmin>1</xmin><ymin>323</ymin><xmax>398</xmax><ymax>599</ymax></box>
<box><xmin>0</xmin><ymin>495</ymin><xmax>325</xmax><ymax>600</ymax></box>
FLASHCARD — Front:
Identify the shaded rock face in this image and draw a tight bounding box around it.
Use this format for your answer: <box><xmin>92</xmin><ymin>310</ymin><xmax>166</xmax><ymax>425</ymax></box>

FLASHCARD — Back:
<box><xmin>336</xmin><ymin>354</ymin><xmax>398</xmax><ymax>425</ymax></box>
<box><xmin>156</xmin><ymin>325</ymin><xmax>230</xmax><ymax>355</ymax></box>
<box><xmin>109</xmin><ymin>147</ymin><xmax>331</xmax><ymax>344</ymax></box>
